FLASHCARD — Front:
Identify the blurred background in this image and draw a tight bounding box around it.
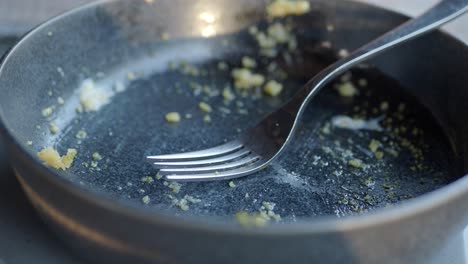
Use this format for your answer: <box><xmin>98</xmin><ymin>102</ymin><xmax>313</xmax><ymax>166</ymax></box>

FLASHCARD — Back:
<box><xmin>0</xmin><ymin>0</ymin><xmax>466</xmax><ymax>41</ymax></box>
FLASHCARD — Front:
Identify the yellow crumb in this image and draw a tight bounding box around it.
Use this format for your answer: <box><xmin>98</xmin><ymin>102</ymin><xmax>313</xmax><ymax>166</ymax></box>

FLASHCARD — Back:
<box><xmin>242</xmin><ymin>56</ymin><xmax>257</xmax><ymax>68</ymax></box>
<box><xmin>235</xmin><ymin>211</ymin><xmax>268</xmax><ymax>227</ymax></box>
<box><xmin>49</xmin><ymin>122</ymin><xmax>59</xmax><ymax>134</ymax></box>
<box><xmin>369</xmin><ymin>139</ymin><xmax>380</xmax><ymax>153</ymax></box>
<box><xmin>165</xmin><ymin>112</ymin><xmax>181</xmax><ymax>123</ymax></box>
<box><xmin>176</xmin><ymin>200</ymin><xmax>189</xmax><ymax>211</ymax></box>
<box><xmin>168</xmin><ymin>182</ymin><xmax>181</xmax><ymax>193</ymax></box>
<box><xmin>62</xmin><ymin>149</ymin><xmax>77</xmax><ymax>168</ymax></box>
<box><xmin>141</xmin><ymin>176</ymin><xmax>154</xmax><ymax>183</ymax></box>
<box><xmin>76</xmin><ymin>130</ymin><xmax>87</xmax><ymax>139</ymax></box>
<box><xmin>267</xmin><ymin>23</ymin><xmax>290</xmax><ymax>43</ymax></box>
<box><xmin>375</xmin><ymin>151</ymin><xmax>384</xmax><ymax>159</ymax></box>
<box><xmin>336</xmin><ymin>82</ymin><xmax>358</xmax><ymax>97</ymax></box>
<box><xmin>142</xmin><ymin>195</ymin><xmax>151</xmax><ymax>204</ymax></box>
<box><xmin>92</xmin><ymin>152</ymin><xmax>102</xmax><ymax>161</ymax></box>
<box><xmin>199</xmin><ymin>102</ymin><xmax>212</xmax><ymax>113</ymax></box>
<box><xmin>266</xmin><ymin>0</ymin><xmax>311</xmax><ymax>18</ymax></box>
<box><xmin>348</xmin><ymin>159</ymin><xmax>363</xmax><ymax>168</ymax></box>
<box><xmin>232</xmin><ymin>68</ymin><xmax>265</xmax><ymax>89</ymax></box>
<box><xmin>184</xmin><ymin>195</ymin><xmax>201</xmax><ymax>203</ymax></box>
<box><xmin>203</xmin><ymin>115</ymin><xmax>212</xmax><ymax>123</ymax></box>
<box><xmin>255</xmin><ymin>32</ymin><xmax>277</xmax><ymax>49</ymax></box>
<box><xmin>37</xmin><ymin>147</ymin><xmax>77</xmax><ymax>170</ymax></box>
<box><xmin>42</xmin><ymin>106</ymin><xmax>54</xmax><ymax>117</ymax></box>
<box><xmin>263</xmin><ymin>80</ymin><xmax>283</xmax><ymax>96</ymax></box>
<box><xmin>222</xmin><ymin>87</ymin><xmax>236</xmax><ymax>101</ymax></box>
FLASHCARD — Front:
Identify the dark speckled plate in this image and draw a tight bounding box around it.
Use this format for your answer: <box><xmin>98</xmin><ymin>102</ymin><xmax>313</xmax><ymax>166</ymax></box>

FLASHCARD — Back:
<box><xmin>23</xmin><ymin>18</ymin><xmax>457</xmax><ymax>222</ymax></box>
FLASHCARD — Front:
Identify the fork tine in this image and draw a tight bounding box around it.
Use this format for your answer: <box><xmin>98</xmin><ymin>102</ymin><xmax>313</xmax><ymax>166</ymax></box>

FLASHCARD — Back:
<box><xmin>159</xmin><ymin>154</ymin><xmax>259</xmax><ymax>174</ymax></box>
<box><xmin>163</xmin><ymin>160</ymin><xmax>266</xmax><ymax>182</ymax></box>
<box><xmin>152</xmin><ymin>148</ymin><xmax>251</xmax><ymax>168</ymax></box>
<box><xmin>147</xmin><ymin>140</ymin><xmax>243</xmax><ymax>161</ymax></box>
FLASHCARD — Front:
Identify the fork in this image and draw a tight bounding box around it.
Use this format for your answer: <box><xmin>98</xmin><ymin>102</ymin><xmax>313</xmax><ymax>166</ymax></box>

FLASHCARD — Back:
<box><xmin>148</xmin><ymin>0</ymin><xmax>468</xmax><ymax>182</ymax></box>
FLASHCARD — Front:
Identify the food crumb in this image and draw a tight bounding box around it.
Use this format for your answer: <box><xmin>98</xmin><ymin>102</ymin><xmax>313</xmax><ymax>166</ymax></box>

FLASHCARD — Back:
<box><xmin>336</xmin><ymin>82</ymin><xmax>358</xmax><ymax>97</ymax></box>
<box><xmin>321</xmin><ymin>122</ymin><xmax>331</xmax><ymax>134</ymax></box>
<box><xmin>199</xmin><ymin>102</ymin><xmax>212</xmax><ymax>113</ymax></box>
<box><xmin>267</xmin><ymin>23</ymin><xmax>291</xmax><ymax>43</ymax></box>
<box><xmin>141</xmin><ymin>176</ymin><xmax>154</xmax><ymax>183</ymax></box>
<box><xmin>263</xmin><ymin>80</ymin><xmax>283</xmax><ymax>96</ymax></box>
<box><xmin>184</xmin><ymin>195</ymin><xmax>201</xmax><ymax>203</ymax></box>
<box><xmin>79</xmin><ymin>79</ymin><xmax>112</xmax><ymax>112</ymax></box>
<box><xmin>168</xmin><ymin>182</ymin><xmax>181</xmax><ymax>193</ymax></box>
<box><xmin>222</xmin><ymin>87</ymin><xmax>236</xmax><ymax>101</ymax></box>
<box><xmin>42</xmin><ymin>106</ymin><xmax>55</xmax><ymax>117</ymax></box>
<box><xmin>266</xmin><ymin>0</ymin><xmax>311</xmax><ymax>18</ymax></box>
<box><xmin>174</xmin><ymin>198</ymin><xmax>189</xmax><ymax>211</ymax></box>
<box><xmin>203</xmin><ymin>115</ymin><xmax>212</xmax><ymax>123</ymax></box>
<box><xmin>338</xmin><ymin>49</ymin><xmax>349</xmax><ymax>58</ymax></box>
<box><xmin>27</xmin><ymin>141</ymin><xmax>33</xmax><ymax>146</ymax></box>
<box><xmin>76</xmin><ymin>105</ymin><xmax>84</xmax><ymax>113</ymax></box>
<box><xmin>368</xmin><ymin>139</ymin><xmax>380</xmax><ymax>153</ymax></box>
<box><xmin>49</xmin><ymin>122</ymin><xmax>59</xmax><ymax>134</ymax></box>
<box><xmin>229</xmin><ymin>181</ymin><xmax>237</xmax><ymax>188</ymax></box>
<box><xmin>165</xmin><ymin>112</ymin><xmax>181</xmax><ymax>123</ymax></box>
<box><xmin>232</xmin><ymin>68</ymin><xmax>265</xmax><ymax>89</ymax></box>
<box><xmin>142</xmin><ymin>195</ymin><xmax>151</xmax><ymax>204</ymax></box>
<box><xmin>92</xmin><ymin>152</ymin><xmax>102</xmax><ymax>161</ymax></box>
<box><xmin>375</xmin><ymin>151</ymin><xmax>384</xmax><ymax>159</ymax></box>
<box><xmin>255</xmin><ymin>32</ymin><xmax>277</xmax><ymax>50</ymax></box>
<box><xmin>358</xmin><ymin>78</ymin><xmax>368</xmax><ymax>87</ymax></box>
<box><xmin>241</xmin><ymin>56</ymin><xmax>257</xmax><ymax>68</ymax></box>
<box><xmin>348</xmin><ymin>159</ymin><xmax>363</xmax><ymax>168</ymax></box>
<box><xmin>90</xmin><ymin>161</ymin><xmax>99</xmax><ymax>168</ymax></box>
<box><xmin>37</xmin><ymin>147</ymin><xmax>77</xmax><ymax>170</ymax></box>
<box><xmin>76</xmin><ymin>130</ymin><xmax>87</xmax><ymax>139</ymax></box>
<box><xmin>235</xmin><ymin>211</ymin><xmax>268</xmax><ymax>227</ymax></box>
<box><xmin>380</xmin><ymin>101</ymin><xmax>389</xmax><ymax>111</ymax></box>
<box><xmin>57</xmin><ymin>97</ymin><xmax>65</xmax><ymax>105</ymax></box>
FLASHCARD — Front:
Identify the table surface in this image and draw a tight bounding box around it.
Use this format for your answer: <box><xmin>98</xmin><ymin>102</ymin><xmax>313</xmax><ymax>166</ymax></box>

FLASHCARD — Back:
<box><xmin>0</xmin><ymin>1</ymin><xmax>466</xmax><ymax>264</ymax></box>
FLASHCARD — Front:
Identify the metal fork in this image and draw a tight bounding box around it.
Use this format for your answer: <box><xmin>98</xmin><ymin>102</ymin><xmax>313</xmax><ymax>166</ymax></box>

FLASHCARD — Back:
<box><xmin>148</xmin><ymin>0</ymin><xmax>468</xmax><ymax>182</ymax></box>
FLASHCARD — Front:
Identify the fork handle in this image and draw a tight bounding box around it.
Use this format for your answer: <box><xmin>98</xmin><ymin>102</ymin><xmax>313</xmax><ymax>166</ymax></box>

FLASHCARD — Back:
<box><xmin>285</xmin><ymin>0</ymin><xmax>468</xmax><ymax>118</ymax></box>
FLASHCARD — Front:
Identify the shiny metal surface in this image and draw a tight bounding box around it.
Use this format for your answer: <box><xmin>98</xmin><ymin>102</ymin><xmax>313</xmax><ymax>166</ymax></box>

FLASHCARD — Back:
<box><xmin>150</xmin><ymin>0</ymin><xmax>468</xmax><ymax>182</ymax></box>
